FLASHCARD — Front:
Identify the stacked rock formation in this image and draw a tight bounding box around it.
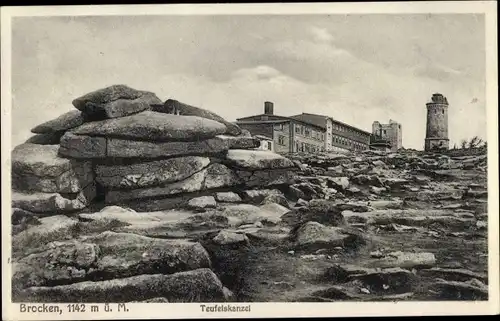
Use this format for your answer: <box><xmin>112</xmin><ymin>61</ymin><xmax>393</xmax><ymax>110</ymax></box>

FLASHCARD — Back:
<box><xmin>11</xmin><ymin>85</ymin><xmax>299</xmax><ymax>303</ymax></box>
<box><xmin>12</xmin><ymin>84</ymin><xmax>298</xmax><ymax>215</ymax></box>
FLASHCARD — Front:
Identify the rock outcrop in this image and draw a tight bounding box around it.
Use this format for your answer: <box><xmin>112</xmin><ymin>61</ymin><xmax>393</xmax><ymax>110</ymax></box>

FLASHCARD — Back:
<box><xmin>11</xmin><ymin>84</ymin><xmax>299</xmax><ymax>303</ymax></box>
<box><xmin>10</xmin><ymin>85</ymin><xmax>488</xmax><ymax>304</ymax></box>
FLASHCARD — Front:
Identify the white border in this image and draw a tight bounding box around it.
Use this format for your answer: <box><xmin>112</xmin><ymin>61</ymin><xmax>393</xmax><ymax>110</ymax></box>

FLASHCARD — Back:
<box><xmin>2</xmin><ymin>2</ymin><xmax>499</xmax><ymax>319</ymax></box>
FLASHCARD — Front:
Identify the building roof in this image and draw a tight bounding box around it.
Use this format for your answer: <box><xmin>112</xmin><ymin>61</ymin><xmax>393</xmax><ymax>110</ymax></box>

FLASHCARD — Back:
<box><xmin>236</xmin><ymin>119</ymin><xmax>289</xmax><ymax>125</ymax></box>
<box><xmin>291</xmin><ymin>113</ymin><xmax>371</xmax><ymax>136</ymax></box>
<box><xmin>236</xmin><ymin>114</ymin><xmax>324</xmax><ymax>130</ymax></box>
<box><xmin>289</xmin><ymin>113</ymin><xmax>328</xmax><ymax>129</ymax></box>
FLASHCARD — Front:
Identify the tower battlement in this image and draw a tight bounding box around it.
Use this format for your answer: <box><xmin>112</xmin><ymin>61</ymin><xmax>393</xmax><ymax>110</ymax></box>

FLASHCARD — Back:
<box><xmin>427</xmin><ymin>93</ymin><xmax>449</xmax><ymax>105</ymax></box>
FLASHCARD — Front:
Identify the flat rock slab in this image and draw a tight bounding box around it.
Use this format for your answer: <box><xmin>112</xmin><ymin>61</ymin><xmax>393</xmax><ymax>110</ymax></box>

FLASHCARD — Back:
<box><xmin>342</xmin><ymin>209</ymin><xmax>476</xmax><ymax>229</ymax></box>
<box><xmin>87</xmin><ymin>231</ymin><xmax>211</xmax><ymax>278</ymax></box>
<box><xmin>72</xmin><ymin>85</ymin><xmax>162</xmax><ymax>119</ymax></box>
<box><xmin>216</xmin><ymin>204</ymin><xmax>285</xmax><ymax>227</ymax></box>
<box><xmin>72</xmin><ymin>111</ymin><xmax>227</xmax><ymax>142</ymax></box>
<box><xmin>367</xmin><ymin>251</ymin><xmax>436</xmax><ymax>269</ymax></box>
<box><xmin>419</xmin><ymin>268</ymin><xmax>488</xmax><ymax>283</ymax></box>
<box><xmin>31</xmin><ymin>110</ymin><xmax>85</xmax><ymax>134</ymax></box>
<box><xmin>258</xmin><ymin>203</ymin><xmax>291</xmax><ymax>217</ymax></box>
<box><xmin>13</xmin><ymin>231</ymin><xmax>211</xmax><ymax>289</ymax></box>
<box><xmin>104</xmin><ymin>164</ymin><xmax>241</xmax><ymax>203</ymax></box>
<box><xmin>11</xmin><ymin>183</ymin><xmax>96</xmax><ymax>214</ymax></box>
<box><xmin>12</xmin><ymin>144</ymin><xmax>94</xmax><ymax>193</ymax></box>
<box><xmin>431</xmin><ymin>279</ymin><xmax>488</xmax><ymax>300</ymax></box>
<box><xmin>25</xmin><ymin>132</ymin><xmax>65</xmax><ymax>145</ymax></box>
<box><xmin>12</xmin><ymin>215</ymin><xmax>80</xmax><ymax>255</ymax></box>
<box><xmin>59</xmin><ymin>132</ymin><xmax>107</xmax><ymax>159</ymax></box>
<box><xmin>14</xmin><ymin>268</ymin><xmax>226</xmax><ymax>303</ymax></box>
<box><xmin>79</xmin><ymin>206</ymin><xmax>229</xmax><ymax>238</ymax></box>
<box><xmin>292</xmin><ymin>221</ymin><xmax>365</xmax><ymax>251</ymax></box>
<box><xmin>95</xmin><ymin>156</ymin><xmax>210</xmax><ymax>189</ymax></box>
<box><xmin>216</xmin><ymin>135</ymin><xmax>260</xmax><ymax>149</ymax></box>
<box><xmin>225</xmin><ymin>149</ymin><xmax>295</xmax><ymax>170</ymax></box>
<box><xmin>106</xmin><ymin>137</ymin><xmax>229</xmax><ymax>159</ymax></box>
<box><xmin>12</xmin><ymin>241</ymin><xmax>99</xmax><ymax>289</ymax></box>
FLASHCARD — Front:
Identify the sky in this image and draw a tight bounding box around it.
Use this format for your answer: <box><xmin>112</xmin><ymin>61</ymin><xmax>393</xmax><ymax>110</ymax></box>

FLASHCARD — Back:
<box><xmin>11</xmin><ymin>14</ymin><xmax>486</xmax><ymax>149</ymax></box>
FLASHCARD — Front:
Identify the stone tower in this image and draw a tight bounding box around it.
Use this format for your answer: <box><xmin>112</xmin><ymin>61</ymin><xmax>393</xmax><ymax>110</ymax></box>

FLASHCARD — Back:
<box><xmin>372</xmin><ymin>120</ymin><xmax>403</xmax><ymax>152</ymax></box>
<box><xmin>425</xmin><ymin>93</ymin><xmax>449</xmax><ymax>151</ymax></box>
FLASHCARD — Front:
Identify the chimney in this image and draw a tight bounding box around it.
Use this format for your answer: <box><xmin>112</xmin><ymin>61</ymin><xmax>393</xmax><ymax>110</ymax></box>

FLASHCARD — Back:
<box><xmin>264</xmin><ymin>101</ymin><xmax>274</xmax><ymax>115</ymax></box>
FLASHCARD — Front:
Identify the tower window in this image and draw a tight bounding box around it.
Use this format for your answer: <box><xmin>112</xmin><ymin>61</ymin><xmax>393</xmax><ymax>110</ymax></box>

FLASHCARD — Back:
<box><xmin>442</xmin><ymin>110</ymin><xmax>444</xmax><ymax>114</ymax></box>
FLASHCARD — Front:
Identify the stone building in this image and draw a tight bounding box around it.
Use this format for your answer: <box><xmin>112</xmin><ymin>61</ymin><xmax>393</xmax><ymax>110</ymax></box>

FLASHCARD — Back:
<box><xmin>290</xmin><ymin>113</ymin><xmax>371</xmax><ymax>152</ymax></box>
<box><xmin>236</xmin><ymin>102</ymin><xmax>371</xmax><ymax>154</ymax></box>
<box><xmin>425</xmin><ymin>93</ymin><xmax>450</xmax><ymax>151</ymax></box>
<box><xmin>371</xmin><ymin>119</ymin><xmax>403</xmax><ymax>152</ymax></box>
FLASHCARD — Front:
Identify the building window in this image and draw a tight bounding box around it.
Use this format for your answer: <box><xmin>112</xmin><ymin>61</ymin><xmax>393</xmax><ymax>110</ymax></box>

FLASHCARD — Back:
<box><xmin>321</xmin><ymin>133</ymin><xmax>325</xmax><ymax>141</ymax></box>
<box><xmin>301</xmin><ymin>127</ymin><xmax>304</xmax><ymax>135</ymax></box>
<box><xmin>442</xmin><ymin>110</ymin><xmax>444</xmax><ymax>115</ymax></box>
<box><xmin>383</xmin><ymin>130</ymin><xmax>387</xmax><ymax>135</ymax></box>
<box><xmin>305</xmin><ymin>128</ymin><xmax>310</xmax><ymax>137</ymax></box>
<box><xmin>267</xmin><ymin>142</ymin><xmax>272</xmax><ymax>150</ymax></box>
<box><xmin>295</xmin><ymin>125</ymin><xmax>301</xmax><ymax>133</ymax></box>
<box><xmin>278</xmin><ymin>135</ymin><xmax>285</xmax><ymax>145</ymax></box>
<box><xmin>301</xmin><ymin>142</ymin><xmax>305</xmax><ymax>152</ymax></box>
<box><xmin>279</xmin><ymin>124</ymin><xmax>284</xmax><ymax>130</ymax></box>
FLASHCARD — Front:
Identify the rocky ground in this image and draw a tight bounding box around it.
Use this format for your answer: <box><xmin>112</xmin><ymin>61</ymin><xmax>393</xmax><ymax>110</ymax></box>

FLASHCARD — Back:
<box><xmin>10</xmin><ymin>85</ymin><xmax>489</xmax><ymax>303</ymax></box>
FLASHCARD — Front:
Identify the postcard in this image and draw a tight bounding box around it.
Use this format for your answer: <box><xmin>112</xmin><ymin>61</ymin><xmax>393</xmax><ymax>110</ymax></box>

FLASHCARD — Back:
<box><xmin>2</xmin><ymin>1</ymin><xmax>498</xmax><ymax>319</ymax></box>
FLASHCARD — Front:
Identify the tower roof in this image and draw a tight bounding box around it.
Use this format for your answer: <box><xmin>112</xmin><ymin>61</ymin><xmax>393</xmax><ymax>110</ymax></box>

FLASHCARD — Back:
<box><xmin>428</xmin><ymin>93</ymin><xmax>449</xmax><ymax>105</ymax></box>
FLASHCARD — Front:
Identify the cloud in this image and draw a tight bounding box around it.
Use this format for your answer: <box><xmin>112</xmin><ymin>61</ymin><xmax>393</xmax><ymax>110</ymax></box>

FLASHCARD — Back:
<box><xmin>309</xmin><ymin>26</ymin><xmax>335</xmax><ymax>43</ymax></box>
<box><xmin>9</xmin><ymin>14</ymin><xmax>487</xmax><ymax>150</ymax></box>
<box><xmin>414</xmin><ymin>62</ymin><xmax>463</xmax><ymax>81</ymax></box>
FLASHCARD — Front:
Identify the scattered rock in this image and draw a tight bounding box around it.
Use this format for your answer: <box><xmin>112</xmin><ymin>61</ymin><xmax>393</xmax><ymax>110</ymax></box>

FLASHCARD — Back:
<box><xmin>431</xmin><ymin>279</ymin><xmax>488</xmax><ymax>300</ymax></box>
<box><xmin>212</xmin><ymin>230</ymin><xmax>249</xmax><ymax>246</ymax></box>
<box><xmin>242</xmin><ymin>189</ymin><xmax>284</xmax><ymax>203</ymax></box>
<box><xmin>215</xmin><ymin>192</ymin><xmax>242</xmax><ymax>203</ymax></box>
<box><xmin>370</xmin><ymin>250</ymin><xmax>385</xmax><ymax>258</ymax></box>
<box><xmin>292</xmin><ymin>221</ymin><xmax>365</xmax><ymax>251</ymax></box>
<box><xmin>188</xmin><ymin>196</ymin><xmax>217</xmax><ymax>211</ymax></box>
<box><xmin>225</xmin><ymin>149</ymin><xmax>295</xmax><ymax>170</ymax></box>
